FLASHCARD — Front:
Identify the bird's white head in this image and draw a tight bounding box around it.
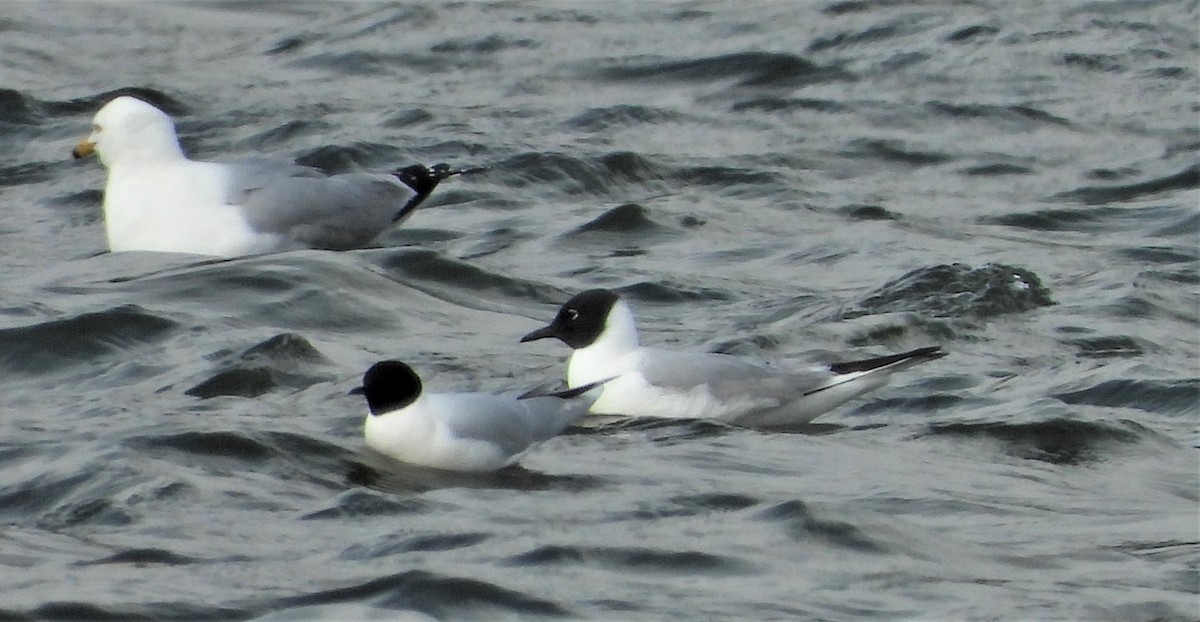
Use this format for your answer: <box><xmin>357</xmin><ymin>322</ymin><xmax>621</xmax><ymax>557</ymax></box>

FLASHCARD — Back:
<box><xmin>73</xmin><ymin>96</ymin><xmax>185</xmax><ymax>168</ymax></box>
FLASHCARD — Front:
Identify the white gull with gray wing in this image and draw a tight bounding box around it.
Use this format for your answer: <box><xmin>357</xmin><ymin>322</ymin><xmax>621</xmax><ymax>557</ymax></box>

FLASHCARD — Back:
<box><xmin>73</xmin><ymin>96</ymin><xmax>461</xmax><ymax>257</ymax></box>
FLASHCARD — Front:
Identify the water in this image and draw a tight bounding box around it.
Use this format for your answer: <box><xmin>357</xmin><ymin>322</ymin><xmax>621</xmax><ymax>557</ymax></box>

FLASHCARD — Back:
<box><xmin>1</xmin><ymin>1</ymin><xmax>1197</xmax><ymax>619</ymax></box>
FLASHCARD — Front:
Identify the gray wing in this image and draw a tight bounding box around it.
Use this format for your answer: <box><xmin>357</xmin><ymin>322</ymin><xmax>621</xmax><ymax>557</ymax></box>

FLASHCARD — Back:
<box><xmin>436</xmin><ymin>394</ymin><xmax>553</xmax><ymax>458</ymax></box>
<box><xmin>638</xmin><ymin>348</ymin><xmax>835</xmax><ymax>404</ymax></box>
<box><xmin>513</xmin><ymin>387</ymin><xmax>599</xmax><ymax>439</ymax></box>
<box><xmin>222</xmin><ymin>158</ymin><xmax>419</xmax><ymax>250</ymax></box>
<box><xmin>443</xmin><ymin>390</ymin><xmax>592</xmax><ymax>456</ymax></box>
<box><xmin>220</xmin><ymin>157</ymin><xmax>327</xmax><ymax>202</ymax></box>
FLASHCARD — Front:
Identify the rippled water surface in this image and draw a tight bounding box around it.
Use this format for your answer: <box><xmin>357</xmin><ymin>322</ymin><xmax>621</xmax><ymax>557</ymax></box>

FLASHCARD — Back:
<box><xmin>2</xmin><ymin>1</ymin><xmax>1197</xmax><ymax>620</ymax></box>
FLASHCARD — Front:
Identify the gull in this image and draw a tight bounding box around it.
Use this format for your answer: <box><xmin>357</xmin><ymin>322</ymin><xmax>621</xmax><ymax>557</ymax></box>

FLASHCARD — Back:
<box><xmin>520</xmin><ymin>288</ymin><xmax>946</xmax><ymax>428</ymax></box>
<box><xmin>352</xmin><ymin>360</ymin><xmax>606</xmax><ymax>472</ymax></box>
<box><xmin>72</xmin><ymin>96</ymin><xmax>467</xmax><ymax>257</ymax></box>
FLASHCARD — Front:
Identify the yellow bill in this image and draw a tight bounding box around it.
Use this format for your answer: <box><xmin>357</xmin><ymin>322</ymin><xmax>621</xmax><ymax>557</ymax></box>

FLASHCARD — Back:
<box><xmin>72</xmin><ymin>138</ymin><xmax>96</xmax><ymax>159</ymax></box>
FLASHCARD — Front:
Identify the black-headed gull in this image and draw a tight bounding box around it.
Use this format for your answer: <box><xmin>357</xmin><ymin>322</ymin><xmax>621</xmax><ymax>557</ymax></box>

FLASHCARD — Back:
<box><xmin>521</xmin><ymin>289</ymin><xmax>946</xmax><ymax>428</ymax></box>
<box><xmin>352</xmin><ymin>360</ymin><xmax>606</xmax><ymax>472</ymax></box>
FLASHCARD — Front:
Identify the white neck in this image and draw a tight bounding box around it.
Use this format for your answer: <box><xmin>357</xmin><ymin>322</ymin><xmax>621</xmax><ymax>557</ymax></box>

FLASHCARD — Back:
<box><xmin>567</xmin><ymin>299</ymin><xmax>640</xmax><ymax>387</ymax></box>
<box><xmin>102</xmin><ymin>159</ymin><xmax>257</xmax><ymax>256</ymax></box>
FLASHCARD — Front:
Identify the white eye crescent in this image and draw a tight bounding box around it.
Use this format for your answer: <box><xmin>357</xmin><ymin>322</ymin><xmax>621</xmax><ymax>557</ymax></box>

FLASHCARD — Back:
<box><xmin>565</xmin><ymin>308</ymin><xmax>579</xmax><ymax>321</ymax></box>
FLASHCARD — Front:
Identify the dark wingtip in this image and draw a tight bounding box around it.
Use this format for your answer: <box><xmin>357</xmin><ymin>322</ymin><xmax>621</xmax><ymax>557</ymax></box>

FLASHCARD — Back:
<box><xmin>393</xmin><ymin>162</ymin><xmax>483</xmax><ymax>192</ymax></box>
<box><xmin>517</xmin><ymin>376</ymin><xmax>612</xmax><ymax>400</ymax></box>
<box><xmin>900</xmin><ymin>345</ymin><xmax>946</xmax><ymax>360</ymax></box>
<box><xmin>828</xmin><ymin>346</ymin><xmax>946</xmax><ymax>375</ymax></box>
<box><xmin>390</xmin><ymin>163</ymin><xmax>483</xmax><ymax>223</ymax></box>
<box><xmin>429</xmin><ymin>162</ymin><xmax>487</xmax><ymax>179</ymax></box>
<box><xmin>516</xmin><ymin>379</ymin><xmax>568</xmax><ymax>400</ymax></box>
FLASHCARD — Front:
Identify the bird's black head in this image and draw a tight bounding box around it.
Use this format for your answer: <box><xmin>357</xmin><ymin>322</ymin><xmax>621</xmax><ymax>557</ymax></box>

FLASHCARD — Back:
<box><xmin>520</xmin><ymin>288</ymin><xmax>620</xmax><ymax>350</ymax></box>
<box><xmin>354</xmin><ymin>360</ymin><xmax>423</xmax><ymax>416</ymax></box>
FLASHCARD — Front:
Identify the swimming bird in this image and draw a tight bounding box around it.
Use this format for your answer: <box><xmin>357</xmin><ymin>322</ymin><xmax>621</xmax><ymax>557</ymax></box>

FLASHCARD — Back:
<box><xmin>352</xmin><ymin>360</ymin><xmax>607</xmax><ymax>472</ymax></box>
<box><xmin>520</xmin><ymin>289</ymin><xmax>946</xmax><ymax>428</ymax></box>
<box><xmin>72</xmin><ymin>96</ymin><xmax>466</xmax><ymax>257</ymax></box>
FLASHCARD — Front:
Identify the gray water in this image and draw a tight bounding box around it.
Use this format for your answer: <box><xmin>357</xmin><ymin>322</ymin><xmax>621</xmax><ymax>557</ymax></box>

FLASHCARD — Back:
<box><xmin>1</xmin><ymin>1</ymin><xmax>1197</xmax><ymax>620</ymax></box>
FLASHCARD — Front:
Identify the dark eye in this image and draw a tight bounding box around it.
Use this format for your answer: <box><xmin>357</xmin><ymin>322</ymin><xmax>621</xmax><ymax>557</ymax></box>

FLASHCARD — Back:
<box><xmin>564</xmin><ymin>308</ymin><xmax>579</xmax><ymax>321</ymax></box>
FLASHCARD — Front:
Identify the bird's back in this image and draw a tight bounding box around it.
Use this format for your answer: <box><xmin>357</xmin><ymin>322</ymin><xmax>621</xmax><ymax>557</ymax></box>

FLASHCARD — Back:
<box><xmin>227</xmin><ymin>161</ymin><xmax>417</xmax><ymax>250</ymax></box>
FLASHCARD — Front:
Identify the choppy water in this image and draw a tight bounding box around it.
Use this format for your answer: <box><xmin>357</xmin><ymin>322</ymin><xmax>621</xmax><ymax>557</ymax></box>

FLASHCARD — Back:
<box><xmin>2</xmin><ymin>1</ymin><xmax>1198</xmax><ymax>620</ymax></box>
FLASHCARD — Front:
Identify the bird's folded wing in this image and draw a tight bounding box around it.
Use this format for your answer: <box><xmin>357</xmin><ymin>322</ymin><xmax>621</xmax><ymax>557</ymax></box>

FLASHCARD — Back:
<box><xmin>222</xmin><ymin>159</ymin><xmax>418</xmax><ymax>248</ymax></box>
<box><xmin>639</xmin><ymin>349</ymin><xmax>838</xmax><ymax>405</ymax></box>
<box><xmin>438</xmin><ymin>396</ymin><xmax>541</xmax><ymax>456</ymax></box>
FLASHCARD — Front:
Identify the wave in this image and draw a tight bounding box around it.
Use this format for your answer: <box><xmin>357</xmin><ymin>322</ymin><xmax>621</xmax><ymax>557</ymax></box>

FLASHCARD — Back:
<box><xmin>2</xmin><ymin>569</ymin><xmax>573</xmax><ymax>620</ymax></box>
<box><xmin>9</xmin><ymin>601</ymin><xmax>250</xmax><ymax>621</ymax></box>
<box><xmin>287</xmin><ymin>51</ymin><xmax>458</xmax><ymax>77</ymax></box>
<box><xmin>730</xmin><ymin>96</ymin><xmax>853</xmax><ymax>114</ymax></box>
<box><xmin>1052</xmin><ymin>378</ymin><xmax>1200</xmax><ymax>417</ymax></box>
<box><xmin>562</xmin><ymin>203</ymin><xmax>672</xmax><ymax>242</ymax></box>
<box><xmin>564</xmin><ymin>105</ymin><xmax>683</xmax><ymax>132</ymax></box>
<box><xmin>186</xmin><ymin>333</ymin><xmax>334</xmax><ymax>399</ymax></box>
<box><xmin>266</xmin><ymin>569</ymin><xmax>571</xmax><ymax>619</ymax></box>
<box><xmin>807</xmin><ymin>22</ymin><xmax>908</xmax><ymax>53</ymax></box>
<box><xmin>841</xmin><ymin>139</ymin><xmax>955</xmax><ymax>167</ymax></box>
<box><xmin>926</xmin><ymin>101</ymin><xmax>1072</xmax><ymax>128</ymax></box>
<box><xmin>920</xmin><ymin>418</ymin><xmax>1151</xmax><ymax>464</ymax></box>
<box><xmin>0</xmin><ymin>86</ymin><xmax>187</xmax><ymax>124</ymax></box>
<box><xmin>0</xmin><ymin>306</ymin><xmax>177</xmax><ymax>377</ymax></box>
<box><xmin>490</xmin><ymin>151</ymin><xmax>669</xmax><ymax>196</ymax></box>
<box><xmin>430</xmin><ymin>34</ymin><xmax>538</xmax><ymax>55</ymax></box>
<box><xmin>370</xmin><ymin>247</ymin><xmax>557</xmax><ymax>304</ymax></box>
<box><xmin>339</xmin><ymin>530</ymin><xmax>490</xmax><ymax>559</ymax></box>
<box><xmin>756</xmin><ymin>499</ymin><xmax>889</xmax><ymax>552</ymax></box>
<box><xmin>1051</xmin><ymin>164</ymin><xmax>1199</xmax><ymax>205</ymax></box>
<box><xmin>592</xmin><ymin>51</ymin><xmax>853</xmax><ymax>88</ymax></box>
<box><xmin>505</xmin><ymin>544</ymin><xmax>753</xmax><ymax>575</ymax></box>
<box><xmin>853</xmin><ymin>263</ymin><xmax>1054</xmax><ymax>319</ymax></box>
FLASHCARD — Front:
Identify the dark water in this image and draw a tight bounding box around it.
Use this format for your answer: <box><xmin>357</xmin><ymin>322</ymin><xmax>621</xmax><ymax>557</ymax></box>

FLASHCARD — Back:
<box><xmin>2</xmin><ymin>1</ymin><xmax>1198</xmax><ymax>620</ymax></box>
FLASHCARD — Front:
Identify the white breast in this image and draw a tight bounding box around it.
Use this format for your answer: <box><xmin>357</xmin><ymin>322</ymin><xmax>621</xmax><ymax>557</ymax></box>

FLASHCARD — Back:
<box><xmin>104</xmin><ymin>161</ymin><xmax>266</xmax><ymax>256</ymax></box>
<box><xmin>363</xmin><ymin>398</ymin><xmax>512</xmax><ymax>472</ymax></box>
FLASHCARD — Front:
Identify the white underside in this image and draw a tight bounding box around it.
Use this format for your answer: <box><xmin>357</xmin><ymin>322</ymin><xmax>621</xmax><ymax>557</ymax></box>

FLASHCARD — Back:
<box><xmin>566</xmin><ymin>348</ymin><xmax>760</xmax><ymax>420</ymax></box>
<box><xmin>568</xmin><ymin>347</ymin><xmax>894</xmax><ymax>427</ymax></box>
<box><xmin>585</xmin><ymin>369</ymin><xmax>759</xmax><ymax>420</ymax></box>
<box><xmin>364</xmin><ymin>404</ymin><xmax>513</xmax><ymax>473</ymax></box>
